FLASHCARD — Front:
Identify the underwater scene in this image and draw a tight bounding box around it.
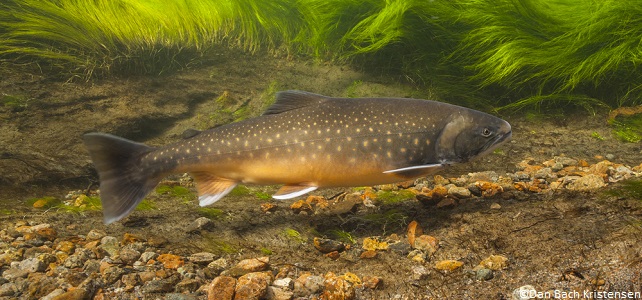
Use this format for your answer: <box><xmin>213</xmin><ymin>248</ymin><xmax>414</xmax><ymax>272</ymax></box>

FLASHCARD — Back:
<box><xmin>1</xmin><ymin>0</ymin><xmax>641</xmax><ymax>299</ymax></box>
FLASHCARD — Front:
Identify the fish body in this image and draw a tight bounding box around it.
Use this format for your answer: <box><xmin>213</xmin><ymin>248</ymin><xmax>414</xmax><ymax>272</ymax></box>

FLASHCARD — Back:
<box><xmin>83</xmin><ymin>91</ymin><xmax>511</xmax><ymax>224</ymax></box>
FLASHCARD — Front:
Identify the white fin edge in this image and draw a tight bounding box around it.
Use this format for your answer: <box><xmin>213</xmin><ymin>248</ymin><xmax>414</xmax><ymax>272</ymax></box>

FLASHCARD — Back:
<box><xmin>272</xmin><ymin>186</ymin><xmax>318</xmax><ymax>200</ymax></box>
<box><xmin>383</xmin><ymin>164</ymin><xmax>443</xmax><ymax>174</ymax></box>
<box><xmin>199</xmin><ymin>183</ymin><xmax>238</xmax><ymax>206</ymax></box>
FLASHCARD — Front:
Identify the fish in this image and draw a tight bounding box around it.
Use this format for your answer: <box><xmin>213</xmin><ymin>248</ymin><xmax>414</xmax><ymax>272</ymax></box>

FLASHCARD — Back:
<box><xmin>83</xmin><ymin>90</ymin><xmax>512</xmax><ymax>224</ymax></box>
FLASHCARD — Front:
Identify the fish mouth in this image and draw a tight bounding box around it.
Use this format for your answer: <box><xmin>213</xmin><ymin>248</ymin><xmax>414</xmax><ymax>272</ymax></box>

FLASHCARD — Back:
<box><xmin>477</xmin><ymin>130</ymin><xmax>512</xmax><ymax>158</ymax></box>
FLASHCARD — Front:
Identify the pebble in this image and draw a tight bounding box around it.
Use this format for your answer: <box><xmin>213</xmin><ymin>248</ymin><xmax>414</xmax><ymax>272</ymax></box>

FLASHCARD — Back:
<box><xmin>413</xmin><ymin>235</ymin><xmax>439</xmax><ymax>255</ymax></box>
<box><xmin>293</xmin><ymin>273</ymin><xmax>324</xmax><ymax>297</ymax></box>
<box><xmin>314</xmin><ymin>238</ymin><xmax>345</xmax><ymax>253</ymax></box>
<box><xmin>448</xmin><ymin>186</ymin><xmax>471</xmax><ymax>198</ymax></box>
<box><xmin>475</xmin><ymin>255</ymin><xmax>508</xmax><ymax>271</ymax></box>
<box><xmin>434</xmin><ymin>260</ymin><xmax>464</xmax><ymax>271</ymax></box>
<box><xmin>99</xmin><ymin>236</ymin><xmax>119</xmax><ymax>257</ymax></box>
<box><xmin>361</xmin><ymin>276</ymin><xmax>383</xmax><ymax>289</ymax></box>
<box><xmin>208</xmin><ymin>276</ymin><xmax>236</xmax><ymax>300</ymax></box>
<box><xmin>512</xmin><ymin>285</ymin><xmax>537</xmax><ymax>300</ymax></box>
<box><xmin>265</xmin><ymin>286</ymin><xmax>293</xmax><ymax>300</ymax></box>
<box><xmin>475</xmin><ymin>268</ymin><xmax>494</xmax><ymax>281</ymax></box>
<box><xmin>235</xmin><ymin>271</ymin><xmax>272</xmax><ymax>299</ymax></box>
<box><xmin>362</xmin><ymin>237</ymin><xmax>388</xmax><ymax>251</ymax></box>
<box><xmin>189</xmin><ymin>252</ymin><xmax>217</xmax><ymax>265</ymax></box>
<box><xmin>157</xmin><ymin>253</ymin><xmax>185</xmax><ymax>269</ymax></box>
<box><xmin>406</xmin><ymin>220</ymin><xmax>423</xmax><ymax>248</ymax></box>
<box><xmin>187</xmin><ymin>217</ymin><xmax>214</xmax><ymax>232</ymax></box>
<box><xmin>322</xmin><ymin>272</ymin><xmax>355</xmax><ymax>300</ymax></box>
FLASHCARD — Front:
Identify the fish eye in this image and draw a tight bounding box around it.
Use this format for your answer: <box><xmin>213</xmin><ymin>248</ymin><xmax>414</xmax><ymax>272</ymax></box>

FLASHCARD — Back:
<box><xmin>481</xmin><ymin>128</ymin><xmax>492</xmax><ymax>137</ymax></box>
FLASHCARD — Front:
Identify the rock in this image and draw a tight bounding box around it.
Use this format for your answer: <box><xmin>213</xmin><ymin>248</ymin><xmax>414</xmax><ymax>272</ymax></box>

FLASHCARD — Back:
<box><xmin>55</xmin><ymin>241</ymin><xmax>76</xmax><ymax>254</ymax></box>
<box><xmin>359</xmin><ymin>250</ymin><xmax>377</xmax><ymax>259</ymax></box>
<box><xmin>122</xmin><ymin>233</ymin><xmax>145</xmax><ymax>245</ymax></box>
<box><xmin>322</xmin><ymin>272</ymin><xmax>355</xmax><ymax>300</ymax></box>
<box><xmin>175</xmin><ymin>279</ymin><xmax>201</xmax><ymax>293</ymax></box>
<box><xmin>433</xmin><ymin>175</ymin><xmax>450</xmax><ymax>185</ymax></box>
<box><xmin>165</xmin><ymin>293</ymin><xmax>199</xmax><ymax>300</ymax></box>
<box><xmin>63</xmin><ymin>249</ymin><xmax>92</xmax><ymax>269</ymax></box>
<box><xmin>293</xmin><ymin>273</ymin><xmax>324</xmax><ymax>297</ymax></box>
<box><xmin>474</xmin><ymin>181</ymin><xmax>503</xmax><ymax>198</ymax></box>
<box><xmin>260</xmin><ymin>203</ymin><xmax>277</xmax><ymax>213</ymax></box>
<box><xmin>434</xmin><ymin>260</ymin><xmax>464</xmax><ymax>271</ymax></box>
<box><xmin>102</xmin><ymin>266</ymin><xmax>126</xmax><ymax>284</ymax></box>
<box><xmin>324</xmin><ymin>251</ymin><xmax>340</xmax><ymax>260</ymax></box>
<box><xmin>411</xmin><ymin>266</ymin><xmax>430</xmax><ymax>281</ymax></box>
<box><xmin>189</xmin><ymin>252</ymin><xmax>217</xmax><ymax>265</ymax></box>
<box><xmin>448</xmin><ymin>186</ymin><xmax>471</xmax><ymax>199</ymax></box>
<box><xmin>362</xmin><ymin>237</ymin><xmax>388</xmax><ymax>251</ymax></box>
<box><xmin>139</xmin><ymin>251</ymin><xmax>158</xmax><ymax>263</ymax></box>
<box><xmin>413</xmin><ymin>235</ymin><xmax>439</xmax><ymax>255</ymax></box>
<box><xmin>235</xmin><ymin>272</ymin><xmax>272</xmax><ymax>300</ymax></box>
<box><xmin>3</xmin><ymin>267</ymin><xmax>29</xmax><ymax>280</ymax></box>
<box><xmin>121</xmin><ymin>273</ymin><xmax>140</xmax><ymax>289</ymax></box>
<box><xmin>554</xmin><ymin>156</ymin><xmax>578</xmax><ymax>167</ymax></box>
<box><xmin>388</xmin><ymin>242</ymin><xmax>411</xmax><ymax>255</ymax></box>
<box><xmin>436</xmin><ymin>197</ymin><xmax>456</xmax><ymax>208</ymax></box>
<box><xmin>41</xmin><ymin>288</ymin><xmax>65</xmax><ymax>300</ymax></box>
<box><xmin>416</xmin><ymin>185</ymin><xmax>448</xmax><ymax>205</ymax></box>
<box><xmin>187</xmin><ymin>217</ymin><xmax>214</xmax><ymax>232</ymax></box>
<box><xmin>235</xmin><ymin>257</ymin><xmax>270</xmax><ymax>272</ymax></box>
<box><xmin>265</xmin><ymin>286</ymin><xmax>293</xmax><ymax>300</ymax></box>
<box><xmin>142</xmin><ymin>279</ymin><xmax>175</xmax><ymax>293</ymax></box>
<box><xmin>361</xmin><ymin>276</ymin><xmax>383</xmax><ymax>289</ymax></box>
<box><xmin>157</xmin><ymin>253</ymin><xmax>184</xmax><ymax>269</ymax></box>
<box><xmin>208</xmin><ymin>276</ymin><xmax>236</xmax><ymax>300</ymax></box>
<box><xmin>147</xmin><ymin>235</ymin><xmax>169</xmax><ymax>247</ymax></box>
<box><xmin>490</xmin><ymin>203</ymin><xmax>502</xmax><ymax>210</ymax></box>
<box><xmin>475</xmin><ymin>255</ymin><xmax>508</xmax><ymax>271</ymax></box>
<box><xmin>314</xmin><ymin>238</ymin><xmax>345</xmax><ymax>253</ymax></box>
<box><xmin>566</xmin><ymin>174</ymin><xmax>607</xmax><ymax>191</ymax></box>
<box><xmin>99</xmin><ymin>236</ymin><xmax>119</xmax><ymax>257</ymax></box>
<box><xmin>51</xmin><ymin>288</ymin><xmax>88</xmax><ymax>300</ymax></box>
<box><xmin>0</xmin><ymin>282</ymin><xmax>17</xmax><ymax>296</ymax></box>
<box><xmin>86</xmin><ymin>230</ymin><xmax>106</xmax><ymax>241</ymax></box>
<box><xmin>408</xmin><ymin>249</ymin><xmax>426</xmax><ymax>263</ymax></box>
<box><xmin>119</xmin><ymin>247</ymin><xmax>141</xmax><ymax>265</ymax></box>
<box><xmin>272</xmin><ymin>278</ymin><xmax>293</xmax><ymax>289</ymax></box>
<box><xmin>406</xmin><ymin>220</ymin><xmax>423</xmax><ymax>248</ymax></box>
<box><xmin>18</xmin><ymin>257</ymin><xmax>46</xmax><ymax>272</ymax></box>
<box><xmin>327</xmin><ymin>193</ymin><xmax>361</xmax><ymax>214</ymax></box>
<box><xmin>290</xmin><ymin>200</ymin><xmax>312</xmax><ymax>214</ymax></box>
<box><xmin>512</xmin><ymin>285</ymin><xmax>537</xmax><ymax>300</ymax></box>
<box><xmin>475</xmin><ymin>268</ymin><xmax>494</xmax><ymax>281</ymax></box>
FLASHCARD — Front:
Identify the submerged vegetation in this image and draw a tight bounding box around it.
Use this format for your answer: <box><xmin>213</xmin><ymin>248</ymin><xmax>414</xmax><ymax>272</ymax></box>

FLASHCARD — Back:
<box><xmin>2</xmin><ymin>0</ymin><xmax>642</xmax><ymax>109</ymax></box>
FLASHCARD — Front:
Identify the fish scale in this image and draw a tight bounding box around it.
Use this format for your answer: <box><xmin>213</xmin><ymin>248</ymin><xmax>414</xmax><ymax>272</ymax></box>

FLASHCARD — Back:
<box><xmin>83</xmin><ymin>90</ymin><xmax>512</xmax><ymax>224</ymax></box>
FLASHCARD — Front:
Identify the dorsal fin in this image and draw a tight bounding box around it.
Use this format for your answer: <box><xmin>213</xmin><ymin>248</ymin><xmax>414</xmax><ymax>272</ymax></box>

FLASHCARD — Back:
<box><xmin>262</xmin><ymin>90</ymin><xmax>330</xmax><ymax>115</ymax></box>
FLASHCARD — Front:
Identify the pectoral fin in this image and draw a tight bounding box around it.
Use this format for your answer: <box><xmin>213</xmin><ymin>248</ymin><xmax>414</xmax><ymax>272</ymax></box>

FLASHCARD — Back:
<box><xmin>273</xmin><ymin>185</ymin><xmax>318</xmax><ymax>200</ymax></box>
<box><xmin>191</xmin><ymin>172</ymin><xmax>238</xmax><ymax>206</ymax></box>
<box><xmin>383</xmin><ymin>164</ymin><xmax>444</xmax><ymax>178</ymax></box>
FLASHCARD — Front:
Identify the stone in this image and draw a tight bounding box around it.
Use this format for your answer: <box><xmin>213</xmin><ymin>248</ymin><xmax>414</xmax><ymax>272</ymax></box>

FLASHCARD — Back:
<box><xmin>86</xmin><ymin>229</ymin><xmax>106</xmax><ymax>241</ymax></box>
<box><xmin>566</xmin><ymin>174</ymin><xmax>606</xmax><ymax>191</ymax></box>
<box><xmin>413</xmin><ymin>235</ymin><xmax>439</xmax><ymax>255</ymax></box>
<box><xmin>157</xmin><ymin>253</ymin><xmax>184</xmax><ymax>269</ymax></box>
<box><xmin>51</xmin><ymin>288</ymin><xmax>88</xmax><ymax>300</ymax></box>
<box><xmin>290</xmin><ymin>200</ymin><xmax>312</xmax><ymax>214</ymax></box>
<box><xmin>272</xmin><ymin>278</ymin><xmax>293</xmax><ymax>289</ymax></box>
<box><xmin>436</xmin><ymin>197</ymin><xmax>456</xmax><ymax>208</ymax></box>
<box><xmin>265</xmin><ymin>286</ymin><xmax>294</xmax><ymax>300</ymax></box>
<box><xmin>102</xmin><ymin>266</ymin><xmax>126</xmax><ymax>284</ymax></box>
<box><xmin>475</xmin><ymin>255</ymin><xmax>508</xmax><ymax>271</ymax></box>
<box><xmin>41</xmin><ymin>289</ymin><xmax>65</xmax><ymax>300</ymax></box>
<box><xmin>324</xmin><ymin>251</ymin><xmax>340</xmax><ymax>260</ymax></box>
<box><xmin>55</xmin><ymin>241</ymin><xmax>76</xmax><ymax>254</ymax></box>
<box><xmin>18</xmin><ymin>257</ymin><xmax>46</xmax><ymax>272</ymax></box>
<box><xmin>235</xmin><ymin>257</ymin><xmax>269</xmax><ymax>272</ymax></box>
<box><xmin>0</xmin><ymin>282</ymin><xmax>17</xmax><ymax>297</ymax></box>
<box><xmin>490</xmin><ymin>203</ymin><xmax>502</xmax><ymax>210</ymax></box>
<box><xmin>406</xmin><ymin>220</ymin><xmax>423</xmax><ymax>248</ymax></box>
<box><xmin>139</xmin><ymin>251</ymin><xmax>158</xmax><ymax>263</ymax></box>
<box><xmin>189</xmin><ymin>252</ymin><xmax>217</xmax><ymax>265</ymax></box>
<box><xmin>359</xmin><ymin>250</ymin><xmax>377</xmax><ymax>259</ymax></box>
<box><xmin>235</xmin><ymin>272</ymin><xmax>271</xmax><ymax>300</ymax></box>
<box><xmin>119</xmin><ymin>247</ymin><xmax>141</xmax><ymax>265</ymax></box>
<box><xmin>314</xmin><ymin>238</ymin><xmax>345</xmax><ymax>253</ymax></box>
<box><xmin>293</xmin><ymin>273</ymin><xmax>324</xmax><ymax>297</ymax></box>
<box><xmin>260</xmin><ymin>203</ymin><xmax>277</xmax><ymax>213</ymax></box>
<box><xmin>322</xmin><ymin>272</ymin><xmax>355</xmax><ymax>300</ymax></box>
<box><xmin>99</xmin><ymin>236</ymin><xmax>119</xmax><ymax>257</ymax></box>
<box><xmin>448</xmin><ymin>186</ymin><xmax>471</xmax><ymax>199</ymax></box>
<box><xmin>361</xmin><ymin>276</ymin><xmax>383</xmax><ymax>289</ymax></box>
<box><xmin>362</xmin><ymin>237</ymin><xmax>388</xmax><ymax>251</ymax></box>
<box><xmin>474</xmin><ymin>181</ymin><xmax>503</xmax><ymax>198</ymax></box>
<box><xmin>122</xmin><ymin>233</ymin><xmax>145</xmax><ymax>245</ymax></box>
<box><xmin>142</xmin><ymin>279</ymin><xmax>175</xmax><ymax>293</ymax></box>
<box><xmin>208</xmin><ymin>276</ymin><xmax>236</xmax><ymax>300</ymax></box>
<box><xmin>476</xmin><ymin>268</ymin><xmax>494</xmax><ymax>281</ymax></box>
<box><xmin>512</xmin><ymin>285</ymin><xmax>537</xmax><ymax>300</ymax></box>
<box><xmin>434</xmin><ymin>260</ymin><xmax>464</xmax><ymax>271</ymax></box>
<box><xmin>175</xmin><ymin>279</ymin><xmax>201</xmax><ymax>293</ymax></box>
<box><xmin>187</xmin><ymin>217</ymin><xmax>214</xmax><ymax>232</ymax></box>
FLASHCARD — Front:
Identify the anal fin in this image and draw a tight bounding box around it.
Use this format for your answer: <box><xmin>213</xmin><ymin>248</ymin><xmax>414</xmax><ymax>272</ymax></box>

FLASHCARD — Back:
<box><xmin>383</xmin><ymin>164</ymin><xmax>444</xmax><ymax>179</ymax></box>
<box><xmin>191</xmin><ymin>172</ymin><xmax>238</xmax><ymax>206</ymax></box>
<box><xmin>273</xmin><ymin>185</ymin><xmax>318</xmax><ymax>200</ymax></box>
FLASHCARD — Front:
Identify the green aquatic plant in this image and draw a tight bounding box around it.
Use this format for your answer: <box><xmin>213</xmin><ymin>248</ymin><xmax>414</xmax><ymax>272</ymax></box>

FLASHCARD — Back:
<box><xmin>156</xmin><ymin>185</ymin><xmax>195</xmax><ymax>203</ymax></box>
<box><xmin>604</xmin><ymin>179</ymin><xmax>642</xmax><ymax>199</ymax></box>
<box><xmin>229</xmin><ymin>185</ymin><xmax>251</xmax><ymax>196</ymax></box>
<box><xmin>283</xmin><ymin>228</ymin><xmax>305</xmax><ymax>243</ymax></box>
<box><xmin>197</xmin><ymin>207</ymin><xmax>225</xmax><ymax>219</ymax></box>
<box><xmin>260</xmin><ymin>247</ymin><xmax>273</xmax><ymax>255</ymax></box>
<box><xmin>325</xmin><ymin>229</ymin><xmax>356</xmax><ymax>244</ymax></box>
<box><xmin>609</xmin><ymin>114</ymin><xmax>642</xmax><ymax>143</ymax></box>
<box><xmin>1</xmin><ymin>94</ymin><xmax>29</xmax><ymax>112</ymax></box>
<box><xmin>591</xmin><ymin>132</ymin><xmax>605</xmax><ymax>141</ymax></box>
<box><xmin>375</xmin><ymin>189</ymin><xmax>415</xmax><ymax>205</ymax></box>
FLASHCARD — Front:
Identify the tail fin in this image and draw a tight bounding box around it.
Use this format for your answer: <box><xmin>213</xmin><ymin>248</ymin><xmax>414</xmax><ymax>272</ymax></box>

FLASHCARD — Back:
<box><xmin>82</xmin><ymin>133</ymin><xmax>158</xmax><ymax>224</ymax></box>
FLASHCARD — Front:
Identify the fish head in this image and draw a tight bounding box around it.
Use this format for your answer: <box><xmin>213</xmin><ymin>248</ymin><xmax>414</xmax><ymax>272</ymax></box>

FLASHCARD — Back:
<box><xmin>436</xmin><ymin>110</ymin><xmax>512</xmax><ymax>164</ymax></box>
